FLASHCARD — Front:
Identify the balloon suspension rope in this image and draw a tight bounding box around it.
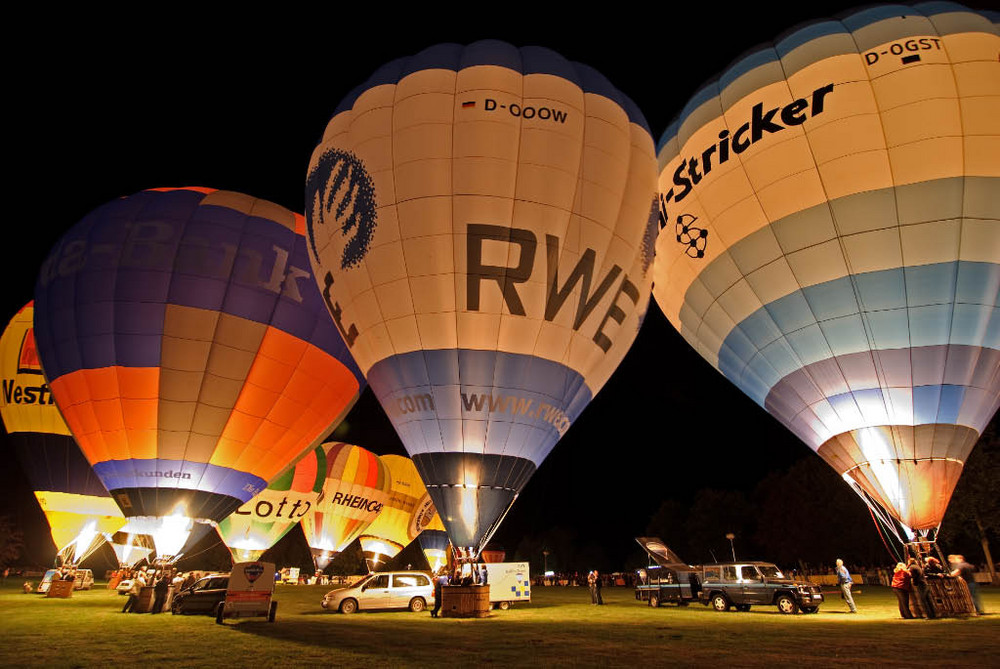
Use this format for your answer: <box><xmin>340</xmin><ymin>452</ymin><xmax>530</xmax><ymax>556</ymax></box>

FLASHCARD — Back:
<box><xmin>867</xmin><ymin>503</ymin><xmax>902</xmax><ymax>563</ymax></box>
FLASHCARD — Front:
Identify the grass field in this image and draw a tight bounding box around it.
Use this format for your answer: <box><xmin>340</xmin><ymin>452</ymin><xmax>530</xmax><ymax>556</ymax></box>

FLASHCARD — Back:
<box><xmin>1</xmin><ymin>580</ymin><xmax>997</xmax><ymax>667</ymax></box>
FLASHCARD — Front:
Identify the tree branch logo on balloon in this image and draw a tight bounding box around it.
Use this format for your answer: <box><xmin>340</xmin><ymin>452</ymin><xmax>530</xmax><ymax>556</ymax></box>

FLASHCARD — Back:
<box><xmin>305</xmin><ymin>148</ymin><xmax>376</xmax><ymax>347</ymax></box>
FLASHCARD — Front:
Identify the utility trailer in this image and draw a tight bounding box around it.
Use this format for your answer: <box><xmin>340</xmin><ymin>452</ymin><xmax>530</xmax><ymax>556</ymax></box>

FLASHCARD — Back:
<box><xmin>634</xmin><ymin>537</ymin><xmax>702</xmax><ymax>607</ymax></box>
<box><xmin>216</xmin><ymin>561</ymin><xmax>278</xmax><ymax>624</ymax></box>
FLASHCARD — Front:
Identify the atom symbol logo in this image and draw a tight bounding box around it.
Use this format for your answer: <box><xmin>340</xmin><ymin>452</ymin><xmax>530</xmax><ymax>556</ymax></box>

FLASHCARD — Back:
<box><xmin>675</xmin><ymin>213</ymin><xmax>708</xmax><ymax>259</ymax></box>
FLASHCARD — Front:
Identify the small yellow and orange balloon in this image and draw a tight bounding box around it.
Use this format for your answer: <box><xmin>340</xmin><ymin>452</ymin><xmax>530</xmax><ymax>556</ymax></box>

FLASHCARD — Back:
<box><xmin>301</xmin><ymin>442</ymin><xmax>390</xmax><ymax>570</ymax></box>
<box><xmin>217</xmin><ymin>444</ymin><xmax>327</xmax><ymax>562</ymax></box>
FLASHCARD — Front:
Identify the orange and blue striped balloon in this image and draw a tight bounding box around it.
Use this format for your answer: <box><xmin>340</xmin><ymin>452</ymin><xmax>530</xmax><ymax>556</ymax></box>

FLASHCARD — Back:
<box><xmin>33</xmin><ymin>188</ymin><xmax>364</xmax><ymax>527</ymax></box>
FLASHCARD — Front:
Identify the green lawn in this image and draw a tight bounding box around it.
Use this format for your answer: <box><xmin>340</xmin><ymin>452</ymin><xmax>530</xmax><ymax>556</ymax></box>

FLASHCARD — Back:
<box><xmin>1</xmin><ymin>580</ymin><xmax>997</xmax><ymax>667</ymax></box>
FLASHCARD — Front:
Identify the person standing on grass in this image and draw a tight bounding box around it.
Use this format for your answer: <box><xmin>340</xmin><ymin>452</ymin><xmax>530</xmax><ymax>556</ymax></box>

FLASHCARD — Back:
<box><xmin>891</xmin><ymin>562</ymin><xmax>914</xmax><ymax>619</ymax></box>
<box><xmin>908</xmin><ymin>558</ymin><xmax>936</xmax><ymax>619</ymax></box>
<box><xmin>151</xmin><ymin>573</ymin><xmax>169</xmax><ymax>614</ymax></box>
<box><xmin>430</xmin><ymin>569</ymin><xmax>447</xmax><ymax>618</ymax></box>
<box><xmin>835</xmin><ymin>559</ymin><xmax>857</xmax><ymax>613</ymax></box>
<box><xmin>594</xmin><ymin>571</ymin><xmax>604</xmax><ymax>606</ymax></box>
<box><xmin>122</xmin><ymin>572</ymin><xmax>146</xmax><ymax>613</ymax></box>
<box><xmin>949</xmin><ymin>554</ymin><xmax>984</xmax><ymax>615</ymax></box>
<box><xmin>587</xmin><ymin>570</ymin><xmax>597</xmax><ymax>604</ymax></box>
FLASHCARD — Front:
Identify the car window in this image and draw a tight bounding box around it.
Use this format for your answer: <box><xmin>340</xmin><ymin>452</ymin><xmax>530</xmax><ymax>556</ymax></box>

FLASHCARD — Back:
<box><xmin>369</xmin><ymin>575</ymin><xmax>389</xmax><ymax>589</ymax></box>
<box><xmin>740</xmin><ymin>566</ymin><xmax>760</xmax><ymax>581</ymax></box>
<box><xmin>758</xmin><ymin>565</ymin><xmax>785</xmax><ymax>579</ymax></box>
<box><xmin>392</xmin><ymin>574</ymin><xmax>429</xmax><ymax>588</ymax></box>
<box><xmin>722</xmin><ymin>566</ymin><xmax>737</xmax><ymax>581</ymax></box>
<box><xmin>703</xmin><ymin>567</ymin><xmax>720</xmax><ymax>582</ymax></box>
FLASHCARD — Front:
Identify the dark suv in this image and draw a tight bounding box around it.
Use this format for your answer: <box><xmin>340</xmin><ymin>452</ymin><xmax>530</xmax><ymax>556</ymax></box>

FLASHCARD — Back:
<box><xmin>171</xmin><ymin>575</ymin><xmax>229</xmax><ymax>615</ymax></box>
<box><xmin>699</xmin><ymin>562</ymin><xmax>823</xmax><ymax>614</ymax></box>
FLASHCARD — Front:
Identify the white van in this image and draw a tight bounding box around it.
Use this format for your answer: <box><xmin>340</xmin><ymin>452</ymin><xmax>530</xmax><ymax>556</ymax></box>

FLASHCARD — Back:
<box><xmin>37</xmin><ymin>568</ymin><xmax>94</xmax><ymax>592</ymax></box>
<box><xmin>321</xmin><ymin>571</ymin><xmax>434</xmax><ymax>613</ymax></box>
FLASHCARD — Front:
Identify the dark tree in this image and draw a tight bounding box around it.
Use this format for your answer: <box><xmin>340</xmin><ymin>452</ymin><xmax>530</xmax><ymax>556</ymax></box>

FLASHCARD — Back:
<box><xmin>0</xmin><ymin>516</ymin><xmax>24</xmax><ymax>568</ymax></box>
<box><xmin>644</xmin><ymin>499</ymin><xmax>690</xmax><ymax>560</ymax></box>
<box><xmin>683</xmin><ymin>489</ymin><xmax>755</xmax><ymax>563</ymax></box>
<box><xmin>940</xmin><ymin>416</ymin><xmax>1000</xmax><ymax>583</ymax></box>
<box><xmin>752</xmin><ymin>457</ymin><xmax>884</xmax><ymax>567</ymax></box>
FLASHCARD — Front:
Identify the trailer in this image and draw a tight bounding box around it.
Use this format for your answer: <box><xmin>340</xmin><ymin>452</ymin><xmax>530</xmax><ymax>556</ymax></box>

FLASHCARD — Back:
<box><xmin>634</xmin><ymin>537</ymin><xmax>702</xmax><ymax>607</ymax></box>
<box><xmin>485</xmin><ymin>562</ymin><xmax>531</xmax><ymax>610</ymax></box>
<box><xmin>216</xmin><ymin>561</ymin><xmax>277</xmax><ymax>624</ymax></box>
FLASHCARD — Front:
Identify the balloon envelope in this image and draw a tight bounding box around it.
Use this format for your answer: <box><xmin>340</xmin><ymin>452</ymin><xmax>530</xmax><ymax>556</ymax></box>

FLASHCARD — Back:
<box><xmin>652</xmin><ymin>3</ymin><xmax>999</xmax><ymax>536</ymax></box>
<box><xmin>0</xmin><ymin>302</ymin><xmax>125</xmax><ymax>562</ymax></box>
<box><xmin>417</xmin><ymin>529</ymin><xmax>450</xmax><ymax>573</ymax></box>
<box><xmin>301</xmin><ymin>442</ymin><xmax>390</xmax><ymax>569</ymax></box>
<box><xmin>306</xmin><ymin>40</ymin><xmax>658</xmax><ymax>553</ymax></box>
<box><xmin>33</xmin><ymin>188</ymin><xmax>364</xmax><ymax>556</ymax></box>
<box><xmin>358</xmin><ymin>454</ymin><xmax>440</xmax><ymax>569</ymax></box>
<box><xmin>217</xmin><ymin>444</ymin><xmax>326</xmax><ymax>562</ymax></box>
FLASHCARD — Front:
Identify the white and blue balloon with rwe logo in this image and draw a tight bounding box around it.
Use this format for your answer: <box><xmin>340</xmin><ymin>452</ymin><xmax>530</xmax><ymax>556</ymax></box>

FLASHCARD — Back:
<box><xmin>306</xmin><ymin>40</ymin><xmax>658</xmax><ymax>555</ymax></box>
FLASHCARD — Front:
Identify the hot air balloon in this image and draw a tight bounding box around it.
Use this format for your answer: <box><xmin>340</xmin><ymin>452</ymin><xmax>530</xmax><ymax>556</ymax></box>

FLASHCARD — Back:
<box><xmin>418</xmin><ymin>528</ymin><xmax>450</xmax><ymax>573</ymax></box>
<box><xmin>652</xmin><ymin>3</ymin><xmax>999</xmax><ymax>546</ymax></box>
<box><xmin>217</xmin><ymin>444</ymin><xmax>326</xmax><ymax>562</ymax></box>
<box><xmin>106</xmin><ymin>524</ymin><xmax>156</xmax><ymax>568</ymax></box>
<box><xmin>33</xmin><ymin>188</ymin><xmax>365</xmax><ymax>561</ymax></box>
<box><xmin>306</xmin><ymin>40</ymin><xmax>658</xmax><ymax>556</ymax></box>
<box><xmin>301</xmin><ymin>442</ymin><xmax>390</xmax><ymax>570</ymax></box>
<box><xmin>358</xmin><ymin>454</ymin><xmax>438</xmax><ymax>570</ymax></box>
<box><xmin>0</xmin><ymin>302</ymin><xmax>125</xmax><ymax>564</ymax></box>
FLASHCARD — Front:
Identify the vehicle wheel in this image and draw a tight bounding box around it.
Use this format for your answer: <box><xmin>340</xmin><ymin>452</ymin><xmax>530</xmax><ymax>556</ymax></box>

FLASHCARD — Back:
<box><xmin>268</xmin><ymin>601</ymin><xmax>278</xmax><ymax>622</ymax></box>
<box><xmin>215</xmin><ymin>602</ymin><xmax>225</xmax><ymax>625</ymax></box>
<box><xmin>800</xmin><ymin>606</ymin><xmax>818</xmax><ymax>614</ymax></box>
<box><xmin>711</xmin><ymin>594</ymin><xmax>730</xmax><ymax>612</ymax></box>
<box><xmin>736</xmin><ymin>604</ymin><xmax>751</xmax><ymax>612</ymax></box>
<box><xmin>339</xmin><ymin>598</ymin><xmax>358</xmax><ymax>614</ymax></box>
<box><xmin>649</xmin><ymin>594</ymin><xmax>659</xmax><ymax>608</ymax></box>
<box><xmin>498</xmin><ymin>601</ymin><xmax>511</xmax><ymax>611</ymax></box>
<box><xmin>776</xmin><ymin>595</ymin><xmax>799</xmax><ymax>615</ymax></box>
<box><xmin>409</xmin><ymin>597</ymin><xmax>426</xmax><ymax>613</ymax></box>
<box><xmin>677</xmin><ymin>600</ymin><xmax>689</xmax><ymax>607</ymax></box>
<box><xmin>171</xmin><ymin>601</ymin><xmax>181</xmax><ymax>615</ymax></box>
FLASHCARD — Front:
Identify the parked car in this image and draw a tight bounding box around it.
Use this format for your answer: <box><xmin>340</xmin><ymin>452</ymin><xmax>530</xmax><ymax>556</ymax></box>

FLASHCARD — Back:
<box><xmin>37</xmin><ymin>568</ymin><xmax>95</xmax><ymax>593</ymax></box>
<box><xmin>321</xmin><ymin>571</ymin><xmax>434</xmax><ymax>613</ymax></box>
<box><xmin>171</xmin><ymin>574</ymin><xmax>230</xmax><ymax>615</ymax></box>
<box><xmin>699</xmin><ymin>562</ymin><xmax>823</xmax><ymax>614</ymax></box>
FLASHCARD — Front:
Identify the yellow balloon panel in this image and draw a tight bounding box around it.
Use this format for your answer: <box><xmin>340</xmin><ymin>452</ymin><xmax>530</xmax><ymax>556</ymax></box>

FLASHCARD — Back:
<box><xmin>0</xmin><ymin>304</ymin><xmax>70</xmax><ymax>436</ymax></box>
<box><xmin>359</xmin><ymin>455</ymin><xmax>427</xmax><ymax>554</ymax></box>
<box><xmin>36</xmin><ymin>491</ymin><xmax>125</xmax><ymax>553</ymax></box>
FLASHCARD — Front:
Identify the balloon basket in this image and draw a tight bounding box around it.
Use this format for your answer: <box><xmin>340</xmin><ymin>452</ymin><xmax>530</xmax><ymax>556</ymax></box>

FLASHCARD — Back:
<box><xmin>440</xmin><ymin>584</ymin><xmax>490</xmax><ymax>619</ymax></box>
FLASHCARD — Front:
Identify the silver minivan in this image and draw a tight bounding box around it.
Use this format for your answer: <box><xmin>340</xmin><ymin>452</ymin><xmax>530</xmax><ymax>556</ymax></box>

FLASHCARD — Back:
<box><xmin>321</xmin><ymin>571</ymin><xmax>434</xmax><ymax>613</ymax></box>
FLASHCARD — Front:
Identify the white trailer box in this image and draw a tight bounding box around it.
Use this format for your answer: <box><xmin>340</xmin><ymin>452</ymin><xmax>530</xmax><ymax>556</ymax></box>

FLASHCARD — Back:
<box><xmin>486</xmin><ymin>562</ymin><xmax>531</xmax><ymax>610</ymax></box>
<box><xmin>217</xmin><ymin>561</ymin><xmax>277</xmax><ymax>623</ymax></box>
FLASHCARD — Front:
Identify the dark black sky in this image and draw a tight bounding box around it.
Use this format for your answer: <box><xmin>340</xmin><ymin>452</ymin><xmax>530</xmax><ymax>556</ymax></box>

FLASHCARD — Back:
<box><xmin>3</xmin><ymin>3</ymin><xmax>994</xmax><ymax>566</ymax></box>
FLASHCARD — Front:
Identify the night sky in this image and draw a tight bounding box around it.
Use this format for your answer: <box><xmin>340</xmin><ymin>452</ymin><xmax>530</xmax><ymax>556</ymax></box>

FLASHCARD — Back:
<box><xmin>3</xmin><ymin>2</ymin><xmax>995</xmax><ymax>568</ymax></box>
